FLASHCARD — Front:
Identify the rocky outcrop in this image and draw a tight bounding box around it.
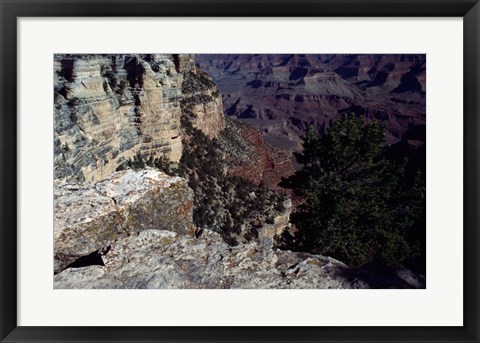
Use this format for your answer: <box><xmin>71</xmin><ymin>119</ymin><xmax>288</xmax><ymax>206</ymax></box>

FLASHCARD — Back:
<box><xmin>258</xmin><ymin>199</ymin><xmax>292</xmax><ymax>241</ymax></box>
<box><xmin>54</xmin><ymin>228</ymin><xmax>425</xmax><ymax>289</ymax></box>
<box><xmin>54</xmin><ymin>54</ymin><xmax>224</xmax><ymax>184</ymax></box>
<box><xmin>180</xmin><ymin>69</ymin><xmax>225</xmax><ymax>138</ymax></box>
<box><xmin>54</xmin><ymin>168</ymin><xmax>194</xmax><ymax>274</ymax></box>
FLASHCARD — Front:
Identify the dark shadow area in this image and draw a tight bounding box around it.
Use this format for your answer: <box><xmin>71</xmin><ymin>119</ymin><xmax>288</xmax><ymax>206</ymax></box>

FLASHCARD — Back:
<box><xmin>289</xmin><ymin>67</ymin><xmax>308</xmax><ymax>81</ymax></box>
<box><xmin>246</xmin><ymin>79</ymin><xmax>262</xmax><ymax>89</ymax></box>
<box><xmin>124</xmin><ymin>56</ymin><xmax>145</xmax><ymax>89</ymax></box>
<box><xmin>238</xmin><ymin>105</ymin><xmax>256</xmax><ymax>118</ymax></box>
<box><xmin>384</xmin><ymin>124</ymin><xmax>426</xmax><ymax>274</ymax></box>
<box><xmin>366</xmin><ymin>70</ymin><xmax>389</xmax><ymax>87</ymax></box>
<box><xmin>58</xmin><ymin>58</ymin><xmax>74</xmax><ymax>82</ymax></box>
<box><xmin>64</xmin><ymin>249</ymin><xmax>106</xmax><ymax>270</ymax></box>
<box><xmin>392</xmin><ymin>62</ymin><xmax>425</xmax><ymax>93</ymax></box>
<box><xmin>331</xmin><ymin>262</ymin><xmax>426</xmax><ymax>289</ymax></box>
<box><xmin>335</xmin><ymin>66</ymin><xmax>359</xmax><ymax>79</ymax></box>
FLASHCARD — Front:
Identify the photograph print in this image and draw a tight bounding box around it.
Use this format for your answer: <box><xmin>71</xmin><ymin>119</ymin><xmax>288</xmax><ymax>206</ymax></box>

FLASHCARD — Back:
<box><xmin>53</xmin><ymin>54</ymin><xmax>426</xmax><ymax>289</ymax></box>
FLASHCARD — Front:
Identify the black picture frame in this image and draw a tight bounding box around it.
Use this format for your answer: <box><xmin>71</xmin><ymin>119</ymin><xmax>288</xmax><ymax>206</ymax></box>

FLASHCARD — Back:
<box><xmin>1</xmin><ymin>0</ymin><xmax>479</xmax><ymax>342</ymax></box>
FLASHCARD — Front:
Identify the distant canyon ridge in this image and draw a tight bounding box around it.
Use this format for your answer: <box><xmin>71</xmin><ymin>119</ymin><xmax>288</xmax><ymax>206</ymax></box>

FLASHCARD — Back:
<box><xmin>197</xmin><ymin>54</ymin><xmax>426</xmax><ymax>154</ymax></box>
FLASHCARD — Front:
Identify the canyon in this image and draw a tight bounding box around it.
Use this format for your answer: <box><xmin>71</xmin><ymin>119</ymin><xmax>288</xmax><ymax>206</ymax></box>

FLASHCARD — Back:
<box><xmin>197</xmin><ymin>54</ymin><xmax>426</xmax><ymax>154</ymax></box>
<box><xmin>53</xmin><ymin>54</ymin><xmax>425</xmax><ymax>289</ymax></box>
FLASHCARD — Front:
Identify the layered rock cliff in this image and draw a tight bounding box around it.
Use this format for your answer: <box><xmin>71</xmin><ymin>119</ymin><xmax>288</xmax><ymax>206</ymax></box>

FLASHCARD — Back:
<box><xmin>54</xmin><ymin>54</ymin><xmax>224</xmax><ymax>184</ymax></box>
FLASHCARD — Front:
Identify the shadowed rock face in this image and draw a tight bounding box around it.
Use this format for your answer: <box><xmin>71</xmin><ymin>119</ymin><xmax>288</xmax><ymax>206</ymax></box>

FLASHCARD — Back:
<box><xmin>196</xmin><ymin>54</ymin><xmax>426</xmax><ymax>152</ymax></box>
<box><xmin>53</xmin><ymin>168</ymin><xmax>194</xmax><ymax>274</ymax></box>
<box><xmin>54</xmin><ymin>54</ymin><xmax>224</xmax><ymax>184</ymax></box>
<box><xmin>54</xmin><ymin>228</ymin><xmax>425</xmax><ymax>289</ymax></box>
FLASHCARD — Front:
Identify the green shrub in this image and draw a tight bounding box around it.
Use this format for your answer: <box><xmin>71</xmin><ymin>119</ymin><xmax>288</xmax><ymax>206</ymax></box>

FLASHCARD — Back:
<box><xmin>279</xmin><ymin>114</ymin><xmax>425</xmax><ymax>268</ymax></box>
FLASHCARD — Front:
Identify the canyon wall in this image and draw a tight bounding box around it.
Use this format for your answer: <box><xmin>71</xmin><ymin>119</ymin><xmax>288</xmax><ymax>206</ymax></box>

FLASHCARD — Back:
<box><xmin>54</xmin><ymin>54</ymin><xmax>224</xmax><ymax>184</ymax></box>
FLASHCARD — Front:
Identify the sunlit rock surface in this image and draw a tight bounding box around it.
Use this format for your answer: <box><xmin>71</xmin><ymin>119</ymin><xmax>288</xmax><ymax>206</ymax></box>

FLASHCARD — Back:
<box><xmin>54</xmin><ymin>54</ymin><xmax>224</xmax><ymax>184</ymax></box>
<box><xmin>54</xmin><ymin>228</ymin><xmax>425</xmax><ymax>289</ymax></box>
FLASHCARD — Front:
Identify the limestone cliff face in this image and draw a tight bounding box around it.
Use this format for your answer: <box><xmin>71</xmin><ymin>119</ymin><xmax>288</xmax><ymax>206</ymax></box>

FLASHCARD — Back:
<box><xmin>54</xmin><ymin>54</ymin><xmax>224</xmax><ymax>184</ymax></box>
<box><xmin>179</xmin><ymin>68</ymin><xmax>225</xmax><ymax>138</ymax></box>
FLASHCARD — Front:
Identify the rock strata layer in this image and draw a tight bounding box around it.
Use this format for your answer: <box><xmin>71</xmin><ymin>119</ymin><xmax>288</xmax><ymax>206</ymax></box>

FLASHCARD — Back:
<box><xmin>54</xmin><ymin>168</ymin><xmax>194</xmax><ymax>273</ymax></box>
<box><xmin>54</xmin><ymin>54</ymin><xmax>224</xmax><ymax>184</ymax></box>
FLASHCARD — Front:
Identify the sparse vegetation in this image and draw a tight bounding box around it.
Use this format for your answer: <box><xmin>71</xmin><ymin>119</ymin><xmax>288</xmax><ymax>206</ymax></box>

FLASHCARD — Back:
<box><xmin>182</xmin><ymin>71</ymin><xmax>216</xmax><ymax>93</ymax></box>
<box><xmin>124</xmin><ymin>115</ymin><xmax>288</xmax><ymax>245</ymax></box>
<box><xmin>178</xmin><ymin>118</ymin><xmax>288</xmax><ymax>244</ymax></box>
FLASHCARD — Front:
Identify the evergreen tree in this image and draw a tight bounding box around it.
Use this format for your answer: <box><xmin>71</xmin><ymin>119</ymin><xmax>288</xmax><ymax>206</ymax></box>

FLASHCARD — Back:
<box><xmin>280</xmin><ymin>114</ymin><xmax>425</xmax><ymax>268</ymax></box>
